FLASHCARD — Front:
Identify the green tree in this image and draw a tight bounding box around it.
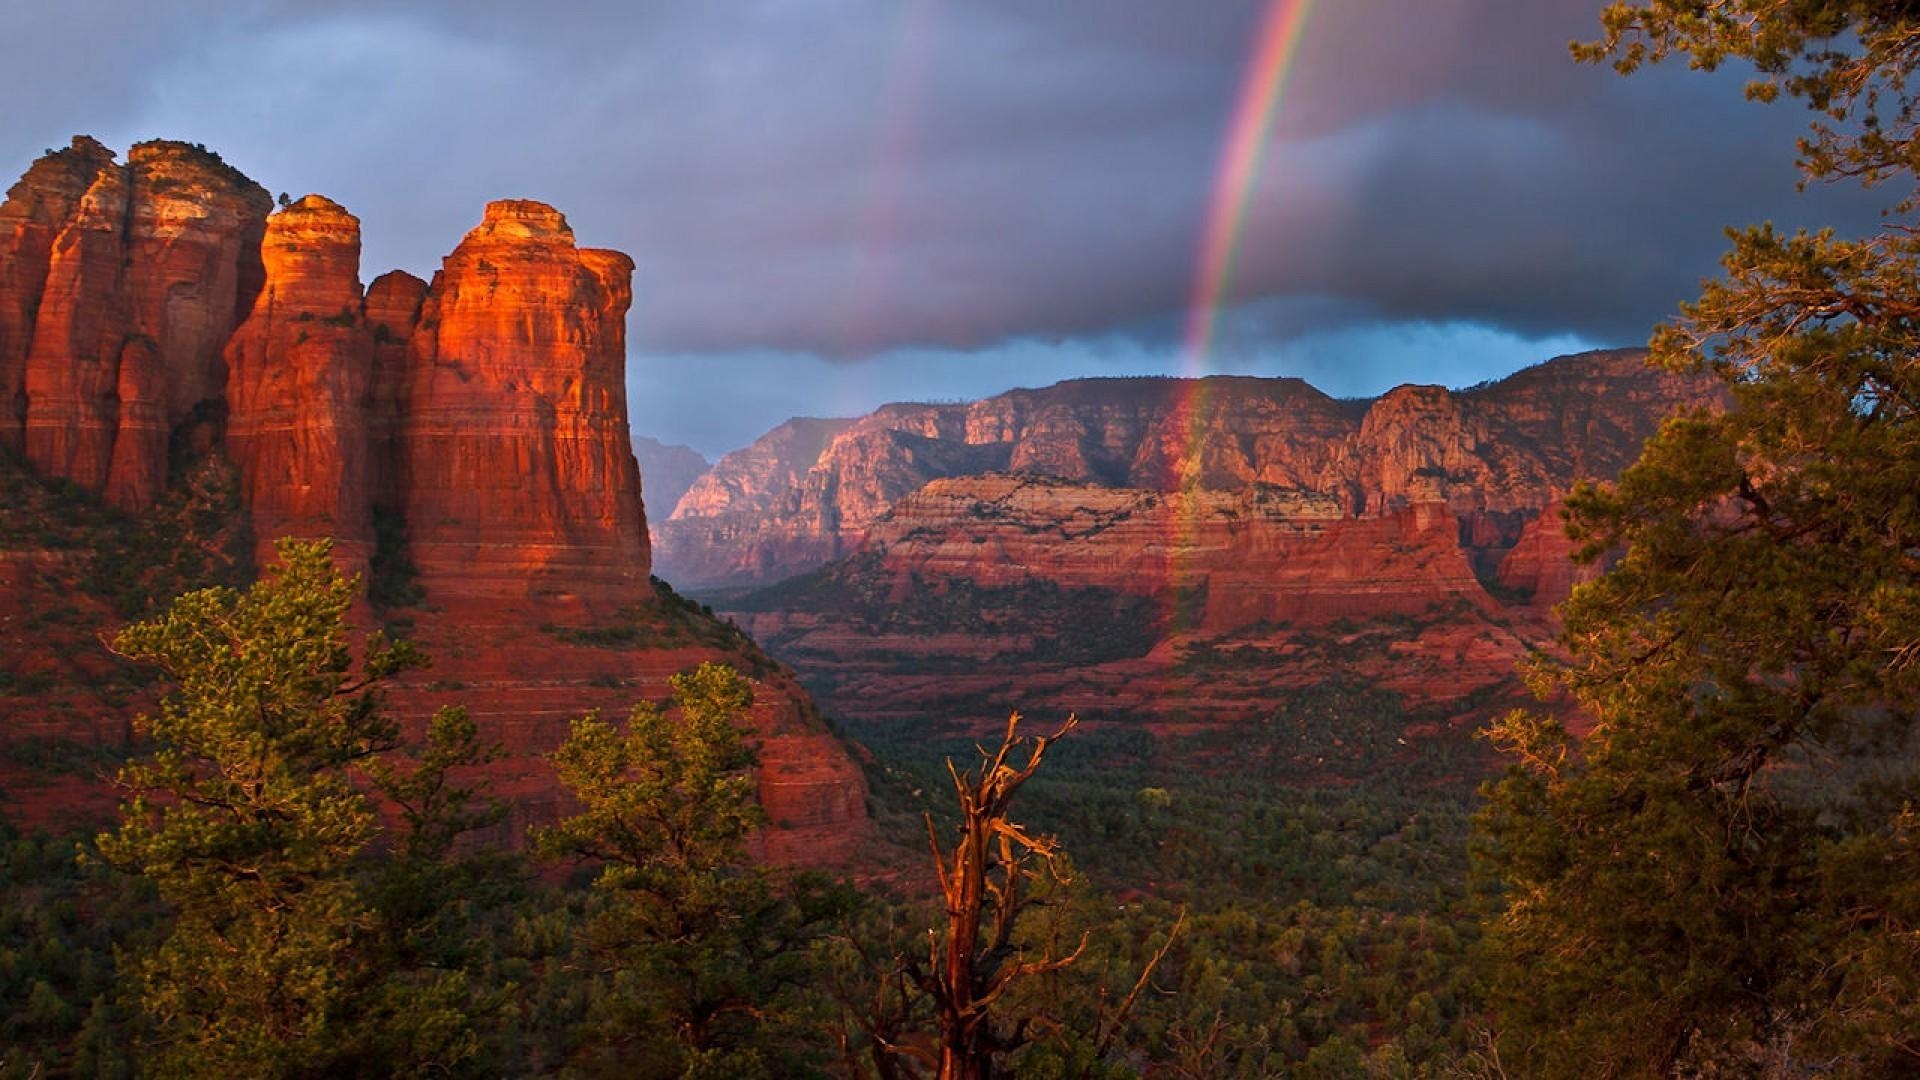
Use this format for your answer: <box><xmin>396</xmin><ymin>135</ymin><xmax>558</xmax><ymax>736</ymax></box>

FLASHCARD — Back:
<box><xmin>347</xmin><ymin>705</ymin><xmax>515</xmax><ymax>1076</ymax></box>
<box><xmin>536</xmin><ymin>662</ymin><xmax>845</xmax><ymax>1077</ymax></box>
<box><xmin>1477</xmin><ymin>4</ymin><xmax>1920</xmax><ymax>1076</ymax></box>
<box><xmin>97</xmin><ymin>538</ymin><xmax>493</xmax><ymax>1078</ymax></box>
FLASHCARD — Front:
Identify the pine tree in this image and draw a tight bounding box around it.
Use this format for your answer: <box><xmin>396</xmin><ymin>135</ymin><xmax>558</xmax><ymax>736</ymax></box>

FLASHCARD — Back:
<box><xmin>1477</xmin><ymin>4</ymin><xmax>1920</xmax><ymax>1075</ymax></box>
<box><xmin>97</xmin><ymin>538</ymin><xmax>494</xmax><ymax>1078</ymax></box>
<box><xmin>536</xmin><ymin>662</ymin><xmax>846</xmax><ymax>1076</ymax></box>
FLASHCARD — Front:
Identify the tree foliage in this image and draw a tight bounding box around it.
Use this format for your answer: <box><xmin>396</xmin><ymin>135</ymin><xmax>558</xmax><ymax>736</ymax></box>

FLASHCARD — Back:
<box><xmin>538</xmin><ymin>662</ymin><xmax>762</xmax><ymax>887</ymax></box>
<box><xmin>536</xmin><ymin>662</ymin><xmax>850</xmax><ymax>1077</ymax></box>
<box><xmin>1477</xmin><ymin>4</ymin><xmax>1920</xmax><ymax>1076</ymax></box>
<box><xmin>1580</xmin><ymin>0</ymin><xmax>1920</xmax><ymax>205</ymax></box>
<box><xmin>96</xmin><ymin>538</ymin><xmax>496</xmax><ymax>1078</ymax></box>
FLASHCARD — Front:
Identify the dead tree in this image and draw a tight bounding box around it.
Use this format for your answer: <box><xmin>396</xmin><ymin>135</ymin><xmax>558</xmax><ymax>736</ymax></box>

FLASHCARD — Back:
<box><xmin>903</xmin><ymin>711</ymin><xmax>1086</xmax><ymax>1080</ymax></box>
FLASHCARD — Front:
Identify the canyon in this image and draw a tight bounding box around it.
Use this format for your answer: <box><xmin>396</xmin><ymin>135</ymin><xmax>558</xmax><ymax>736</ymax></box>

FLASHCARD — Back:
<box><xmin>0</xmin><ymin>136</ymin><xmax>1712</xmax><ymax>853</ymax></box>
<box><xmin>0</xmin><ymin>138</ymin><xmax>867</xmax><ymax>864</ymax></box>
<box><xmin>656</xmin><ymin>355</ymin><xmax>1710</xmax><ymax>592</ymax></box>
<box><xmin>655</xmin><ymin>353</ymin><xmax>1719</xmax><ymax>733</ymax></box>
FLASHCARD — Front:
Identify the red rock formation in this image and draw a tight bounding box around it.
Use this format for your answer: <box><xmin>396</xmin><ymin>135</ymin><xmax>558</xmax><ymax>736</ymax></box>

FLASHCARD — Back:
<box><xmin>0</xmin><ymin>137</ymin><xmax>120</xmax><ymax>455</ymax></box>
<box><xmin>8</xmin><ymin>140</ymin><xmax>270</xmax><ymax>509</ymax></box>
<box><xmin>706</xmin><ymin>354</ymin><xmax>1721</xmax><ymax>731</ymax></box>
<box><xmin>1495</xmin><ymin>499</ymin><xmax>1601</xmax><ymax>609</ymax></box>
<box><xmin>662</xmin><ymin>416</ymin><xmax>856</xmax><ymax>585</ymax></box>
<box><xmin>854</xmin><ymin>474</ymin><xmax>1487</xmax><ymax>629</ymax></box>
<box><xmin>729</xmin><ymin>475</ymin><xmax>1545</xmax><ymax>733</ymax></box>
<box><xmin>364</xmin><ymin>269</ymin><xmax>428</xmax><ymax>511</ymax></box>
<box><xmin>18</xmin><ymin>158</ymin><xmax>133</xmax><ymax>493</ymax></box>
<box><xmin>108</xmin><ymin>142</ymin><xmax>272</xmax><ymax>508</ymax></box>
<box><xmin>397</xmin><ymin>201</ymin><xmax>649</xmax><ymax>618</ymax></box>
<box><xmin>223</xmin><ymin>195</ymin><xmax>375</xmax><ymax>568</ymax></box>
<box><xmin>0</xmin><ymin>144</ymin><xmax>873</xmax><ymax>868</ymax></box>
<box><xmin>654</xmin><ymin>352</ymin><xmax>1717</xmax><ymax>591</ymax></box>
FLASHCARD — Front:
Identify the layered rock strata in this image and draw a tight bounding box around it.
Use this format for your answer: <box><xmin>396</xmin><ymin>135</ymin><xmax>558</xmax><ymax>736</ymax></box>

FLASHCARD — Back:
<box><xmin>855</xmin><ymin>474</ymin><xmax>1488</xmax><ymax>630</ymax></box>
<box><xmin>655</xmin><ymin>351</ymin><xmax>1715</xmax><ymax>592</ymax></box>
<box><xmin>223</xmin><ymin>195</ymin><xmax>375</xmax><ymax>567</ymax></box>
<box><xmin>711</xmin><ymin>354</ymin><xmax>1718</xmax><ymax>730</ymax></box>
<box><xmin>0</xmin><ymin>138</ymin><xmax>122</xmax><ymax>455</ymax></box>
<box><xmin>399</xmin><ymin>200</ymin><xmax>649</xmax><ymax>616</ymax></box>
<box><xmin>0</xmin><ymin>144</ymin><xmax>655</xmax><ymax>605</ymax></box>
<box><xmin>664</xmin><ymin>416</ymin><xmax>856</xmax><ymax>585</ymax></box>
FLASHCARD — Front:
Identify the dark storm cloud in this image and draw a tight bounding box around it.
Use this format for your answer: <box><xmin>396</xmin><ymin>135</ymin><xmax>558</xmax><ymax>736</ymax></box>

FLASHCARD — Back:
<box><xmin>0</xmin><ymin>1</ymin><xmax>1886</xmax><ymax>381</ymax></box>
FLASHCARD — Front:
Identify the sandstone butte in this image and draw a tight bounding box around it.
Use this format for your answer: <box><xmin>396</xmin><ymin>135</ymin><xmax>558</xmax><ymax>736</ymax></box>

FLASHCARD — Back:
<box><xmin>660</xmin><ymin>353</ymin><xmax>1721</xmax><ymax>732</ymax></box>
<box><xmin>0</xmin><ymin>138</ymin><xmax>868</xmax><ymax>865</ymax></box>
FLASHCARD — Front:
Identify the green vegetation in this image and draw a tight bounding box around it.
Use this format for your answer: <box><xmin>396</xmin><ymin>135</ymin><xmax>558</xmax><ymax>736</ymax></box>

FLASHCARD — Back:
<box><xmin>738</xmin><ymin>554</ymin><xmax>1162</xmax><ymax>667</ymax></box>
<box><xmin>1475</xmin><ymin>3</ymin><xmax>1920</xmax><ymax>1075</ymax></box>
<box><xmin>0</xmin><ymin>823</ymin><xmax>155</xmax><ymax>1078</ymax></box>
<box><xmin>93</xmin><ymin>539</ymin><xmax>494</xmax><ymax>1077</ymax></box>
<box><xmin>368</xmin><ymin>504</ymin><xmax>425</xmax><ymax>611</ymax></box>
<box><xmin>0</xmin><ymin>446</ymin><xmax>251</xmax><ymax>617</ymax></box>
<box><xmin>533</xmin><ymin>664</ymin><xmax>855</xmax><ymax>1076</ymax></box>
<box><xmin>16</xmin><ymin>7</ymin><xmax>1920</xmax><ymax>1076</ymax></box>
<box><xmin>540</xmin><ymin>576</ymin><xmax>780</xmax><ymax>675</ymax></box>
<box><xmin>0</xmin><ymin>447</ymin><xmax>252</xmax><ymax>748</ymax></box>
<box><xmin>4</xmin><ymin>533</ymin><xmax>1490</xmax><ymax>1076</ymax></box>
<box><xmin>89</xmin><ymin>457</ymin><xmax>255</xmax><ymax>618</ymax></box>
<box><xmin>843</xmin><ymin>686</ymin><xmax>1491</xmax><ymax>1077</ymax></box>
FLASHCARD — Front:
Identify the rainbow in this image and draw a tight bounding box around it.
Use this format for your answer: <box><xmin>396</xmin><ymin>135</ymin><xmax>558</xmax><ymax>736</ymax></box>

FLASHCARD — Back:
<box><xmin>1183</xmin><ymin>0</ymin><xmax>1319</xmax><ymax>373</ymax></box>
<box><xmin>841</xmin><ymin>0</ymin><xmax>945</xmax><ymax>372</ymax></box>
<box><xmin>1161</xmin><ymin>0</ymin><xmax>1319</xmax><ymax>648</ymax></box>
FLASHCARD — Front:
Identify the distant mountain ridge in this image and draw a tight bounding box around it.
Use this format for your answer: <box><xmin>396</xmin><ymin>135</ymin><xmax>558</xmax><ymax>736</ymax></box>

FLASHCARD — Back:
<box><xmin>654</xmin><ymin>349</ymin><xmax>1718</xmax><ymax>592</ymax></box>
<box><xmin>630</xmin><ymin>434</ymin><xmax>709</xmax><ymax>528</ymax></box>
<box><xmin>655</xmin><ymin>350</ymin><xmax>1722</xmax><ymax>731</ymax></box>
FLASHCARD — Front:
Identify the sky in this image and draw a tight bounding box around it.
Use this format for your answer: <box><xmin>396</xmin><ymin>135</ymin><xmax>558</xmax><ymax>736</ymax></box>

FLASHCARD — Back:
<box><xmin>0</xmin><ymin>0</ymin><xmax>1887</xmax><ymax>458</ymax></box>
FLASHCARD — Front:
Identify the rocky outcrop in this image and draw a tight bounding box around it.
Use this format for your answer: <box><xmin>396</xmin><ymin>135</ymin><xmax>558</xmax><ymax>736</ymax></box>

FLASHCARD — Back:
<box><xmin>662</xmin><ymin>416</ymin><xmax>856</xmax><ymax>586</ymax></box>
<box><xmin>364</xmin><ymin>269</ymin><xmax>428</xmax><ymax>512</ymax></box>
<box><xmin>728</xmin><ymin>470</ymin><xmax>1516</xmax><ymax>726</ymax></box>
<box><xmin>223</xmin><ymin>195</ymin><xmax>375</xmax><ymax>568</ymax></box>
<box><xmin>398</xmin><ymin>201</ymin><xmax>650</xmax><ymax>617</ymax></box>
<box><xmin>854</xmin><ymin>474</ymin><xmax>1486</xmax><ymax>629</ymax></box>
<box><xmin>1</xmin><ymin>147</ymin><xmax>659</xmax><ymax>612</ymax></box>
<box><xmin>653</xmin><ymin>351</ymin><xmax>1717</xmax><ymax>591</ymax></box>
<box><xmin>0</xmin><ymin>142</ymin><xmax>871</xmax><ymax>867</ymax></box>
<box><xmin>713</xmin><ymin>354</ymin><xmax>1718</xmax><ymax>730</ymax></box>
<box><xmin>0</xmin><ymin>137</ymin><xmax>120</xmax><ymax>455</ymax></box>
<box><xmin>6</xmin><ymin>140</ymin><xmax>271</xmax><ymax>510</ymax></box>
<box><xmin>1495</xmin><ymin>499</ymin><xmax>1600</xmax><ymax>609</ymax></box>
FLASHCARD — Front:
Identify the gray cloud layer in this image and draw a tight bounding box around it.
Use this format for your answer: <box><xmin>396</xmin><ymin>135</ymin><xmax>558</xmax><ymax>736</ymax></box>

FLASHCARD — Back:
<box><xmin>0</xmin><ymin>1</ymin><xmax>1887</xmax><ymax>451</ymax></box>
